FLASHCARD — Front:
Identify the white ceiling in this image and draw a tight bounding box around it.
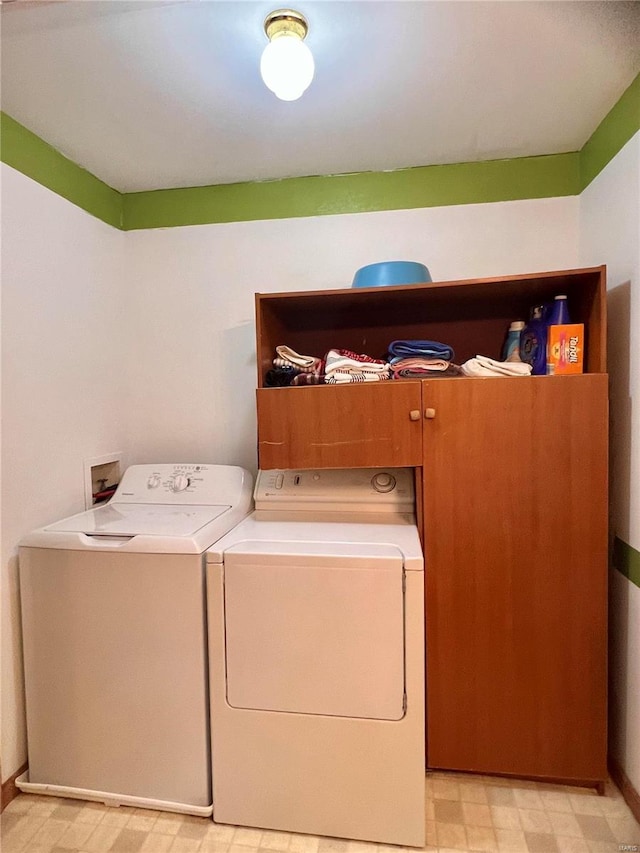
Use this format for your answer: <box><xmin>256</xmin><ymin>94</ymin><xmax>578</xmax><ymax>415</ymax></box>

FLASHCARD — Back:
<box><xmin>2</xmin><ymin>0</ymin><xmax>639</xmax><ymax>193</ymax></box>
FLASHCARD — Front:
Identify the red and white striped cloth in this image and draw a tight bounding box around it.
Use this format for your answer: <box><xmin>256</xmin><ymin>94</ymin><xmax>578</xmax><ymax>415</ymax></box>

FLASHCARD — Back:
<box><xmin>324</xmin><ymin>349</ymin><xmax>390</xmax><ymax>384</ymax></box>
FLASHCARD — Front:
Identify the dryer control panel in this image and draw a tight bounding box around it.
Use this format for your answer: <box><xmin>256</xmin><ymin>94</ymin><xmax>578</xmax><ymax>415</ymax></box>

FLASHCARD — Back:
<box><xmin>254</xmin><ymin>468</ymin><xmax>414</xmax><ymax>514</ymax></box>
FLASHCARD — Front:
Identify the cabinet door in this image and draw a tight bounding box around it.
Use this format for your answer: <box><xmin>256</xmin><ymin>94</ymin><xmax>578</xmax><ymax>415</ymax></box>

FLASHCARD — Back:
<box><xmin>257</xmin><ymin>382</ymin><xmax>423</xmax><ymax>470</ymax></box>
<box><xmin>423</xmin><ymin>375</ymin><xmax>608</xmax><ymax>784</ymax></box>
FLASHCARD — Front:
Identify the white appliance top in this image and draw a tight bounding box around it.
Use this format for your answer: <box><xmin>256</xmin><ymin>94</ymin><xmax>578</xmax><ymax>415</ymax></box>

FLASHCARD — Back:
<box><xmin>20</xmin><ymin>464</ymin><xmax>253</xmax><ymax>555</ymax></box>
<box><xmin>206</xmin><ymin>467</ymin><xmax>422</xmax><ymax>569</ymax></box>
<box><xmin>222</xmin><ymin>540</ymin><xmax>404</xmax><ymax>565</ymax></box>
<box><xmin>254</xmin><ymin>467</ymin><xmax>415</xmax><ymax>514</ymax></box>
<box><xmin>207</xmin><ymin>515</ymin><xmax>423</xmax><ymax>571</ymax></box>
<box><xmin>45</xmin><ymin>504</ymin><xmax>231</xmax><ymax>538</ymax></box>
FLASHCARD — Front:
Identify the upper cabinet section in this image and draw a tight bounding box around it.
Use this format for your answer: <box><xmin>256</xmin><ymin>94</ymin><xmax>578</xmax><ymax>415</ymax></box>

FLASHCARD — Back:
<box><xmin>257</xmin><ymin>382</ymin><xmax>424</xmax><ymax>470</ymax></box>
<box><xmin>255</xmin><ymin>267</ymin><xmax>606</xmax><ymax>384</ymax></box>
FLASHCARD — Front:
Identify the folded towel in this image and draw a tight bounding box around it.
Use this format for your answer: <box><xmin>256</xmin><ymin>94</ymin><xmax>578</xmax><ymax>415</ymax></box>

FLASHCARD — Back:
<box><xmin>325</xmin><ymin>371</ymin><xmax>391</xmax><ymax>384</ymax></box>
<box><xmin>332</xmin><ymin>348</ymin><xmax>387</xmax><ymax>365</ymax></box>
<box><xmin>275</xmin><ymin>345</ymin><xmax>320</xmax><ymax>369</ymax></box>
<box><xmin>461</xmin><ymin>355</ymin><xmax>532</xmax><ymax>377</ymax></box>
<box><xmin>325</xmin><ymin>349</ymin><xmax>390</xmax><ymax>377</ymax></box>
<box><xmin>390</xmin><ymin>357</ymin><xmax>451</xmax><ymax>372</ymax></box>
<box><xmin>388</xmin><ymin>340</ymin><xmax>454</xmax><ymax>361</ymax></box>
<box><xmin>274</xmin><ymin>356</ymin><xmax>324</xmax><ymax>375</ymax></box>
<box><xmin>291</xmin><ymin>373</ymin><xmax>325</xmax><ymax>386</ymax></box>
<box><xmin>392</xmin><ymin>362</ymin><xmax>463</xmax><ymax>379</ymax></box>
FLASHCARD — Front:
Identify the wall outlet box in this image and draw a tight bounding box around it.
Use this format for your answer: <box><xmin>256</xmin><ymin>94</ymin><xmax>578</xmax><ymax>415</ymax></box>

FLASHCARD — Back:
<box><xmin>547</xmin><ymin>324</ymin><xmax>584</xmax><ymax>374</ymax></box>
<box><xmin>84</xmin><ymin>452</ymin><xmax>123</xmax><ymax>509</ymax></box>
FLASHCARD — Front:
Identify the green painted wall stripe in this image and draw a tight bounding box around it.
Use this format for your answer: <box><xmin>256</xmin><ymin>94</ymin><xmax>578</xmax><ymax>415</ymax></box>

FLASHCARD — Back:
<box><xmin>580</xmin><ymin>73</ymin><xmax>640</xmax><ymax>191</ymax></box>
<box><xmin>122</xmin><ymin>153</ymin><xmax>580</xmax><ymax>230</ymax></box>
<box><xmin>0</xmin><ymin>113</ymin><xmax>123</xmax><ymax>228</ymax></box>
<box><xmin>613</xmin><ymin>537</ymin><xmax>640</xmax><ymax>590</ymax></box>
<box><xmin>2</xmin><ymin>72</ymin><xmax>638</xmax><ymax>229</ymax></box>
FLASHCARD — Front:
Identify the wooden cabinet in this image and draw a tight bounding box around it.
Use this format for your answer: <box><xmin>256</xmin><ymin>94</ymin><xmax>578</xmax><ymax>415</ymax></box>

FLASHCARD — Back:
<box><xmin>254</xmin><ymin>267</ymin><xmax>608</xmax><ymax>788</ymax></box>
<box><xmin>256</xmin><ymin>267</ymin><xmax>606</xmax><ymax>467</ymax></box>
<box><xmin>422</xmin><ymin>374</ymin><xmax>608</xmax><ymax>785</ymax></box>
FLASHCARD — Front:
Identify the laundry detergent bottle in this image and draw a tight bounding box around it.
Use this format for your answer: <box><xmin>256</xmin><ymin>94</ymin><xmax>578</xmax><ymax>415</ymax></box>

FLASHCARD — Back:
<box><xmin>545</xmin><ymin>294</ymin><xmax>572</xmax><ymax>374</ymax></box>
<box><xmin>502</xmin><ymin>321</ymin><xmax>525</xmax><ymax>362</ymax></box>
<box><xmin>547</xmin><ymin>294</ymin><xmax>571</xmax><ymax>326</ymax></box>
<box><xmin>520</xmin><ymin>305</ymin><xmax>549</xmax><ymax>375</ymax></box>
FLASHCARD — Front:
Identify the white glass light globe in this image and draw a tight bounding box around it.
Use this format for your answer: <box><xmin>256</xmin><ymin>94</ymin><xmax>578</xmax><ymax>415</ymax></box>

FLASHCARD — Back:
<box><xmin>260</xmin><ymin>36</ymin><xmax>314</xmax><ymax>101</ymax></box>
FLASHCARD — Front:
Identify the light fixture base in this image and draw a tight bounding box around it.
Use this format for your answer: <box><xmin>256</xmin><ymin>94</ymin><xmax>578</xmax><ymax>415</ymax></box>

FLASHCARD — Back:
<box><xmin>264</xmin><ymin>9</ymin><xmax>308</xmax><ymax>41</ymax></box>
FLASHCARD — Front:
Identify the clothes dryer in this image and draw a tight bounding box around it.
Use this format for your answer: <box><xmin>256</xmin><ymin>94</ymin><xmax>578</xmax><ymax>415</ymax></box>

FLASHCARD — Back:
<box><xmin>18</xmin><ymin>463</ymin><xmax>253</xmax><ymax>816</ymax></box>
<box><xmin>206</xmin><ymin>468</ymin><xmax>425</xmax><ymax>847</ymax></box>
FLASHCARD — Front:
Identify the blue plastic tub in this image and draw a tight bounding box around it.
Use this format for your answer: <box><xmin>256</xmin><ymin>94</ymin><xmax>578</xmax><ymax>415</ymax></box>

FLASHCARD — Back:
<box><xmin>352</xmin><ymin>261</ymin><xmax>432</xmax><ymax>288</ymax></box>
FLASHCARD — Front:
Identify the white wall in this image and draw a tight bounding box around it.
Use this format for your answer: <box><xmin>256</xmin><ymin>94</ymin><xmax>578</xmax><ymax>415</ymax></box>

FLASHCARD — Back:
<box><xmin>1</xmin><ymin>179</ymin><xmax>583</xmax><ymax>784</ymax></box>
<box><xmin>126</xmin><ymin>196</ymin><xmax>580</xmax><ymax>473</ymax></box>
<box><xmin>0</xmin><ymin>164</ymin><xmax>130</xmax><ymax>780</ymax></box>
<box><xmin>579</xmin><ymin>131</ymin><xmax>640</xmax><ymax>792</ymax></box>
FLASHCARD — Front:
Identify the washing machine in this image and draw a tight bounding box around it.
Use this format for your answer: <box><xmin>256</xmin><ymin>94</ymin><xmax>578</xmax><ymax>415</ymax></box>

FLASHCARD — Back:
<box><xmin>206</xmin><ymin>467</ymin><xmax>425</xmax><ymax>847</ymax></box>
<box><xmin>18</xmin><ymin>463</ymin><xmax>253</xmax><ymax>816</ymax></box>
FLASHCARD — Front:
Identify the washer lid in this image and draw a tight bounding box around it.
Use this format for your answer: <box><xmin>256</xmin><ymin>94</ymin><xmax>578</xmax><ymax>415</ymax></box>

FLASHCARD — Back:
<box><xmin>45</xmin><ymin>503</ymin><xmax>231</xmax><ymax>537</ymax></box>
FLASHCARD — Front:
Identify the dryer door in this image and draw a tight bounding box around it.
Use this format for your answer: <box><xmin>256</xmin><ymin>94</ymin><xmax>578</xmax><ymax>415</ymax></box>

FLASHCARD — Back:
<box><xmin>223</xmin><ymin>541</ymin><xmax>405</xmax><ymax>721</ymax></box>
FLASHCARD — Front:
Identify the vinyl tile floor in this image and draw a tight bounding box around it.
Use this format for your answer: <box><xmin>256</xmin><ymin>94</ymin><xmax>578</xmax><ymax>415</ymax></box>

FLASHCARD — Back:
<box><xmin>1</xmin><ymin>772</ymin><xmax>639</xmax><ymax>853</ymax></box>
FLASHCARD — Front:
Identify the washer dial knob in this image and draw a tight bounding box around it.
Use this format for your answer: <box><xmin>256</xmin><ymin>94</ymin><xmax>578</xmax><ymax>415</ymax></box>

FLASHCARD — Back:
<box><xmin>147</xmin><ymin>474</ymin><xmax>161</xmax><ymax>489</ymax></box>
<box><xmin>371</xmin><ymin>472</ymin><xmax>396</xmax><ymax>493</ymax></box>
<box><xmin>171</xmin><ymin>474</ymin><xmax>190</xmax><ymax>492</ymax></box>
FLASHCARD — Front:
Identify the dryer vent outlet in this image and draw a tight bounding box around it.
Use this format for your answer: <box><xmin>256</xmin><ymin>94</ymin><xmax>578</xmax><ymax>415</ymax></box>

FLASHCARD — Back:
<box><xmin>84</xmin><ymin>453</ymin><xmax>123</xmax><ymax>509</ymax></box>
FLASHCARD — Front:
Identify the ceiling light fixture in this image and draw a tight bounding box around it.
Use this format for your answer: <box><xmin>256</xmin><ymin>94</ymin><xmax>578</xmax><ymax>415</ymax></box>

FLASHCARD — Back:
<box><xmin>260</xmin><ymin>9</ymin><xmax>314</xmax><ymax>101</ymax></box>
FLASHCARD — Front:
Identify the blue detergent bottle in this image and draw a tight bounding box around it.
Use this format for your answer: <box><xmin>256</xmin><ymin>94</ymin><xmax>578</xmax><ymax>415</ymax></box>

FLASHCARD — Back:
<box><xmin>547</xmin><ymin>294</ymin><xmax>571</xmax><ymax>326</ymax></box>
<box><xmin>520</xmin><ymin>304</ymin><xmax>550</xmax><ymax>375</ymax></box>
<box><xmin>501</xmin><ymin>321</ymin><xmax>525</xmax><ymax>362</ymax></box>
<box><xmin>545</xmin><ymin>294</ymin><xmax>571</xmax><ymax>374</ymax></box>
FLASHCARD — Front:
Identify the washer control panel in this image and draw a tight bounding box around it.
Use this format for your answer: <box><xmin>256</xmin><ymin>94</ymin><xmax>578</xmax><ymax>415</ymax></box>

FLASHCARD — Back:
<box><xmin>254</xmin><ymin>468</ymin><xmax>414</xmax><ymax>513</ymax></box>
<box><xmin>112</xmin><ymin>464</ymin><xmax>250</xmax><ymax>506</ymax></box>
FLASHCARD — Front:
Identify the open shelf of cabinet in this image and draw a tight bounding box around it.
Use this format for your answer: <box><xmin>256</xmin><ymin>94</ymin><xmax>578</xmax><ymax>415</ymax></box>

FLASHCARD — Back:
<box><xmin>256</xmin><ymin>266</ymin><xmax>605</xmax><ymax>384</ymax></box>
<box><xmin>255</xmin><ymin>266</ymin><xmax>606</xmax><ymax>471</ymax></box>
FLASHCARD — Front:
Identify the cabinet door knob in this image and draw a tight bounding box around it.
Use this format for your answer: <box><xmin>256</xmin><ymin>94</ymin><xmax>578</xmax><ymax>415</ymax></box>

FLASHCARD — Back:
<box><xmin>424</xmin><ymin>407</ymin><xmax>436</xmax><ymax>419</ymax></box>
<box><xmin>409</xmin><ymin>409</ymin><xmax>421</xmax><ymax>421</ymax></box>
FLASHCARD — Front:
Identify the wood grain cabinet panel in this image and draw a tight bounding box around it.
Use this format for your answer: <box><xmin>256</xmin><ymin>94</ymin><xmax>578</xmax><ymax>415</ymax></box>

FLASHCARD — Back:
<box><xmin>422</xmin><ymin>374</ymin><xmax>608</xmax><ymax>785</ymax></box>
<box><xmin>257</xmin><ymin>382</ymin><xmax>423</xmax><ymax>470</ymax></box>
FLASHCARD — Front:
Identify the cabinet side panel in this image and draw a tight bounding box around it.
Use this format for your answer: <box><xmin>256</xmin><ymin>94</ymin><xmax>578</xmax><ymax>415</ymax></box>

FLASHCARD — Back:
<box><xmin>256</xmin><ymin>296</ymin><xmax>289</xmax><ymax>387</ymax></box>
<box><xmin>257</xmin><ymin>384</ymin><xmax>423</xmax><ymax>470</ymax></box>
<box><xmin>589</xmin><ymin>266</ymin><xmax>607</xmax><ymax>373</ymax></box>
<box><xmin>423</xmin><ymin>375</ymin><xmax>608</xmax><ymax>783</ymax></box>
